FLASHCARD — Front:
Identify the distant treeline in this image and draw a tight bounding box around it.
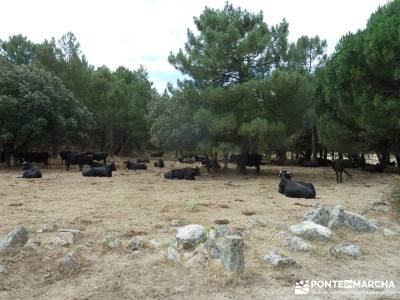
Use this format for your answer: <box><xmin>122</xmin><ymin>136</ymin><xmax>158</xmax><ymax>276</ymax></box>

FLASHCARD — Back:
<box><xmin>1</xmin><ymin>1</ymin><xmax>399</xmax><ymax>166</ymax></box>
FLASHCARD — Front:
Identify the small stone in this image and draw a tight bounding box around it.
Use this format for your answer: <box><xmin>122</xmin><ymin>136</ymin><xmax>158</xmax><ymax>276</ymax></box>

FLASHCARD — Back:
<box><xmin>58</xmin><ymin>254</ymin><xmax>78</xmax><ymax>273</ymax></box>
<box><xmin>245</xmin><ymin>218</ymin><xmax>264</xmax><ymax>228</ymax></box>
<box><xmin>166</xmin><ymin>246</ymin><xmax>181</xmax><ymax>263</ymax></box>
<box><xmin>58</xmin><ymin>229</ymin><xmax>83</xmax><ymax>239</ymax></box>
<box><xmin>283</xmin><ymin>234</ymin><xmax>312</xmax><ymax>252</ymax></box>
<box><xmin>0</xmin><ymin>226</ymin><xmax>29</xmax><ymax>252</ymax></box>
<box><xmin>54</xmin><ymin>232</ymin><xmax>74</xmax><ymax>247</ymax></box>
<box><xmin>0</xmin><ymin>265</ymin><xmax>6</xmax><ymax>274</ymax></box>
<box><xmin>24</xmin><ymin>239</ymin><xmax>41</xmax><ymax>250</ymax></box>
<box><xmin>290</xmin><ymin>221</ymin><xmax>332</xmax><ymax>241</ymax></box>
<box><xmin>170</xmin><ymin>219</ymin><xmax>184</xmax><ymax>227</ymax></box>
<box><xmin>383</xmin><ymin>228</ymin><xmax>397</xmax><ymax>236</ymax></box>
<box><xmin>264</xmin><ymin>250</ymin><xmax>296</xmax><ymax>267</ymax></box>
<box><xmin>127</xmin><ymin>236</ymin><xmax>144</xmax><ymax>251</ymax></box>
<box><xmin>37</xmin><ymin>222</ymin><xmax>57</xmax><ymax>233</ymax></box>
<box><xmin>340</xmin><ymin>244</ymin><xmax>362</xmax><ymax>258</ymax></box>
<box><xmin>103</xmin><ymin>233</ymin><xmax>121</xmax><ymax>249</ymax></box>
<box><xmin>221</xmin><ymin>235</ymin><xmax>244</xmax><ymax>273</ymax></box>
<box><xmin>148</xmin><ymin>239</ymin><xmax>161</xmax><ymax>249</ymax></box>
<box><xmin>176</xmin><ymin>224</ymin><xmax>206</xmax><ymax>249</ymax></box>
<box><xmin>185</xmin><ymin>254</ymin><xmax>206</xmax><ymax>268</ymax></box>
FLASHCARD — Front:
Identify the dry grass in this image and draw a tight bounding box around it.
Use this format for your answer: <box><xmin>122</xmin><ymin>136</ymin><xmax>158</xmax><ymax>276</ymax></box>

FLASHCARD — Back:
<box><xmin>0</xmin><ymin>158</ymin><xmax>399</xmax><ymax>299</ymax></box>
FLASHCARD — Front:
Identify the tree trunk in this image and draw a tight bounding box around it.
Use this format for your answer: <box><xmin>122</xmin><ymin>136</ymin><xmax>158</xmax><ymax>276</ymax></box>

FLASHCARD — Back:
<box><xmin>105</xmin><ymin>124</ymin><xmax>114</xmax><ymax>156</ymax></box>
<box><xmin>311</xmin><ymin>125</ymin><xmax>317</xmax><ymax>162</ymax></box>
<box><xmin>223</xmin><ymin>151</ymin><xmax>228</xmax><ymax>169</ymax></box>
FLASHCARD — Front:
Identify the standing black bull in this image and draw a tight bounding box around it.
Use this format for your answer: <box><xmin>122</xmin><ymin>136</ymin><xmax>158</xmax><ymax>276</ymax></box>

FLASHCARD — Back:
<box><xmin>164</xmin><ymin>167</ymin><xmax>200</xmax><ymax>180</ymax></box>
<box><xmin>60</xmin><ymin>150</ymin><xmax>72</xmax><ymax>165</ymax></box>
<box><xmin>21</xmin><ymin>163</ymin><xmax>42</xmax><ymax>178</ymax></box>
<box><xmin>65</xmin><ymin>153</ymin><xmax>94</xmax><ymax>171</ymax></box>
<box><xmin>86</xmin><ymin>151</ymin><xmax>108</xmax><ymax>164</ymax></box>
<box><xmin>331</xmin><ymin>159</ymin><xmax>353</xmax><ymax>183</ymax></box>
<box><xmin>150</xmin><ymin>151</ymin><xmax>164</xmax><ymax>157</ymax></box>
<box><xmin>234</xmin><ymin>153</ymin><xmax>262</xmax><ymax>175</ymax></box>
<box><xmin>17</xmin><ymin>152</ymin><xmax>50</xmax><ymax>168</ymax></box>
<box><xmin>361</xmin><ymin>162</ymin><xmax>384</xmax><ymax>173</ymax></box>
<box><xmin>82</xmin><ymin>163</ymin><xmax>115</xmax><ymax>177</ymax></box>
<box><xmin>278</xmin><ymin>170</ymin><xmax>316</xmax><ymax>199</ymax></box>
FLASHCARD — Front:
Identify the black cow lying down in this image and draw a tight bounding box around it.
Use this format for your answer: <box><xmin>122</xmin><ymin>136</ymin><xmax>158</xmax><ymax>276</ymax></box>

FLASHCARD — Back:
<box><xmin>90</xmin><ymin>161</ymin><xmax>117</xmax><ymax>170</ymax></box>
<box><xmin>82</xmin><ymin>163</ymin><xmax>115</xmax><ymax>177</ymax></box>
<box><xmin>136</xmin><ymin>158</ymin><xmax>150</xmax><ymax>163</ymax></box>
<box><xmin>278</xmin><ymin>170</ymin><xmax>316</xmax><ymax>199</ymax></box>
<box><xmin>361</xmin><ymin>163</ymin><xmax>384</xmax><ymax>173</ymax></box>
<box><xmin>164</xmin><ymin>167</ymin><xmax>200</xmax><ymax>180</ymax></box>
<box><xmin>150</xmin><ymin>151</ymin><xmax>164</xmax><ymax>157</ymax></box>
<box><xmin>154</xmin><ymin>159</ymin><xmax>164</xmax><ymax>168</ymax></box>
<box><xmin>124</xmin><ymin>160</ymin><xmax>147</xmax><ymax>170</ymax></box>
<box><xmin>21</xmin><ymin>163</ymin><xmax>42</xmax><ymax>178</ymax></box>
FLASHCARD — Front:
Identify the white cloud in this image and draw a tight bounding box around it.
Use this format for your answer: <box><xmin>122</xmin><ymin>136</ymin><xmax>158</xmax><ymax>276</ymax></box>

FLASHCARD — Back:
<box><xmin>0</xmin><ymin>0</ymin><xmax>389</xmax><ymax>91</ymax></box>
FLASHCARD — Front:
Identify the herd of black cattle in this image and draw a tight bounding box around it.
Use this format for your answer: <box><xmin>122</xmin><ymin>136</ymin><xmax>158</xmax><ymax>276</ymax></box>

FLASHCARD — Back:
<box><xmin>1</xmin><ymin>150</ymin><xmax>397</xmax><ymax>199</ymax></box>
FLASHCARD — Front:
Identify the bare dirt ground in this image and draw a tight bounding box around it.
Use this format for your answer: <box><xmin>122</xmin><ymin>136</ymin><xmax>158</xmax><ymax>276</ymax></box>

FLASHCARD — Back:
<box><xmin>0</xmin><ymin>157</ymin><xmax>399</xmax><ymax>300</ymax></box>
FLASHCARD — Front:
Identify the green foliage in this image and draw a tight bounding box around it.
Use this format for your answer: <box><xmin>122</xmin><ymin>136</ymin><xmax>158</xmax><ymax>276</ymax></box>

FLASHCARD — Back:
<box><xmin>0</xmin><ymin>32</ymin><xmax>155</xmax><ymax>154</ymax></box>
<box><xmin>165</xmin><ymin>2</ymin><xmax>321</xmax><ymax>156</ymax></box>
<box><xmin>315</xmin><ymin>0</ymin><xmax>400</xmax><ymax>156</ymax></box>
<box><xmin>148</xmin><ymin>84</ymin><xmax>198</xmax><ymax>151</ymax></box>
<box><xmin>0</xmin><ymin>58</ymin><xmax>90</xmax><ymax>152</ymax></box>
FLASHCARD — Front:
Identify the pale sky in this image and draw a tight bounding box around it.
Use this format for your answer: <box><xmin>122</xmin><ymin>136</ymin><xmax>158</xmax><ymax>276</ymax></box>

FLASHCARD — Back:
<box><xmin>0</xmin><ymin>0</ymin><xmax>390</xmax><ymax>91</ymax></box>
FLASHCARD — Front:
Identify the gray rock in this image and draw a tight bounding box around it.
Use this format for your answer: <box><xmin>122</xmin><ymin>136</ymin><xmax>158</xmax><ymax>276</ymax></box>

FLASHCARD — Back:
<box><xmin>54</xmin><ymin>232</ymin><xmax>74</xmax><ymax>247</ymax></box>
<box><xmin>264</xmin><ymin>250</ymin><xmax>296</xmax><ymax>267</ymax></box>
<box><xmin>58</xmin><ymin>229</ymin><xmax>83</xmax><ymax>238</ymax></box>
<box><xmin>166</xmin><ymin>246</ymin><xmax>181</xmax><ymax>263</ymax></box>
<box><xmin>148</xmin><ymin>239</ymin><xmax>160</xmax><ymax>249</ymax></box>
<box><xmin>283</xmin><ymin>234</ymin><xmax>312</xmax><ymax>252</ymax></box>
<box><xmin>304</xmin><ymin>204</ymin><xmax>345</xmax><ymax>230</ymax></box>
<box><xmin>221</xmin><ymin>235</ymin><xmax>244</xmax><ymax>273</ymax></box>
<box><xmin>103</xmin><ymin>233</ymin><xmax>121</xmax><ymax>249</ymax></box>
<box><xmin>304</xmin><ymin>204</ymin><xmax>376</xmax><ymax>233</ymax></box>
<box><xmin>127</xmin><ymin>236</ymin><xmax>144</xmax><ymax>251</ymax></box>
<box><xmin>342</xmin><ymin>212</ymin><xmax>376</xmax><ymax>233</ymax></box>
<box><xmin>37</xmin><ymin>222</ymin><xmax>57</xmax><ymax>233</ymax></box>
<box><xmin>0</xmin><ymin>226</ymin><xmax>29</xmax><ymax>252</ymax></box>
<box><xmin>185</xmin><ymin>253</ymin><xmax>206</xmax><ymax>268</ymax></box>
<box><xmin>340</xmin><ymin>244</ymin><xmax>362</xmax><ymax>258</ymax></box>
<box><xmin>204</xmin><ymin>239</ymin><xmax>221</xmax><ymax>259</ymax></box>
<box><xmin>0</xmin><ymin>265</ymin><xmax>6</xmax><ymax>274</ymax></box>
<box><xmin>213</xmin><ymin>224</ymin><xmax>232</xmax><ymax>238</ymax></box>
<box><xmin>290</xmin><ymin>221</ymin><xmax>332</xmax><ymax>241</ymax></box>
<box><xmin>176</xmin><ymin>224</ymin><xmax>206</xmax><ymax>249</ymax></box>
<box><xmin>24</xmin><ymin>239</ymin><xmax>41</xmax><ymax>250</ymax></box>
<box><xmin>383</xmin><ymin>228</ymin><xmax>397</xmax><ymax>236</ymax></box>
<box><xmin>58</xmin><ymin>254</ymin><xmax>78</xmax><ymax>273</ymax></box>
<box><xmin>245</xmin><ymin>218</ymin><xmax>264</xmax><ymax>228</ymax></box>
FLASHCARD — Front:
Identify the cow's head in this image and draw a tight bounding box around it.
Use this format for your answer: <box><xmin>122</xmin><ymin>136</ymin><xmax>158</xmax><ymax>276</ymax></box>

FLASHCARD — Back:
<box><xmin>279</xmin><ymin>170</ymin><xmax>292</xmax><ymax>179</ymax></box>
